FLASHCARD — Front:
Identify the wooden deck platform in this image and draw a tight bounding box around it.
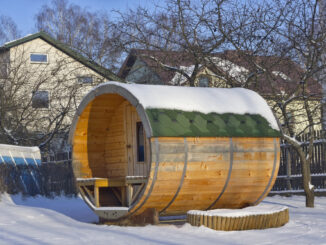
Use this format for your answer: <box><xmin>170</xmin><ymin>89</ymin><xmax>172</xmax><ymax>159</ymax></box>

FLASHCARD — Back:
<box><xmin>77</xmin><ymin>176</ymin><xmax>147</xmax><ymax>208</ymax></box>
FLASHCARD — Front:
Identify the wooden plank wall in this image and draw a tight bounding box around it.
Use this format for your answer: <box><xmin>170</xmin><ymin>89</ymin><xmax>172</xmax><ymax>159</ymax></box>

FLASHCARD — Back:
<box><xmin>73</xmin><ymin>95</ymin><xmax>151</xmax><ymax>180</ymax></box>
<box><xmin>131</xmin><ymin>137</ymin><xmax>279</xmax><ymax>216</ymax></box>
<box><xmin>72</xmin><ymin>102</ymin><xmax>93</xmax><ymax>178</ymax></box>
<box><xmin>72</xmin><ymin>94</ymin><xmax>126</xmax><ymax>178</ymax></box>
<box><xmin>125</xmin><ymin>103</ymin><xmax>149</xmax><ymax>177</ymax></box>
<box><xmin>213</xmin><ymin>138</ymin><xmax>279</xmax><ymax>209</ymax></box>
<box><xmin>86</xmin><ymin>94</ymin><xmax>125</xmax><ymax>177</ymax></box>
<box><xmin>105</xmin><ymin>101</ymin><xmax>128</xmax><ymax>178</ymax></box>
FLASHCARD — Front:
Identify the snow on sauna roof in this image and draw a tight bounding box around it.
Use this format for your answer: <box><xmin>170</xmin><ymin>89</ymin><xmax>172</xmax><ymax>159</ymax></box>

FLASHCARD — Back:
<box><xmin>73</xmin><ymin>82</ymin><xmax>281</xmax><ymax>139</ymax></box>
<box><xmin>101</xmin><ymin>82</ymin><xmax>278</xmax><ymax>128</ymax></box>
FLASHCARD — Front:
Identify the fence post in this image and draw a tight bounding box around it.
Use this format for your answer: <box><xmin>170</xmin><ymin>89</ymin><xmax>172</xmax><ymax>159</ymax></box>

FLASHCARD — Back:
<box><xmin>286</xmin><ymin>147</ymin><xmax>292</xmax><ymax>192</ymax></box>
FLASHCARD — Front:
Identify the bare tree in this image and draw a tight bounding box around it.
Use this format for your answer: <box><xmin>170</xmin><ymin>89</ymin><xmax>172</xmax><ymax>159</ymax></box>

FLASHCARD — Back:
<box><xmin>0</xmin><ymin>42</ymin><xmax>106</xmax><ymax>151</ymax></box>
<box><xmin>115</xmin><ymin>0</ymin><xmax>287</xmax><ymax>87</ymax></box>
<box><xmin>0</xmin><ymin>15</ymin><xmax>21</xmax><ymax>45</ymax></box>
<box><xmin>115</xmin><ymin>0</ymin><xmax>324</xmax><ymax>207</ymax></box>
<box><xmin>251</xmin><ymin>0</ymin><xmax>324</xmax><ymax>207</ymax></box>
<box><xmin>35</xmin><ymin>0</ymin><xmax>123</xmax><ymax>72</ymax></box>
<box><xmin>114</xmin><ymin>0</ymin><xmax>235</xmax><ymax>86</ymax></box>
<box><xmin>204</xmin><ymin>0</ymin><xmax>324</xmax><ymax>207</ymax></box>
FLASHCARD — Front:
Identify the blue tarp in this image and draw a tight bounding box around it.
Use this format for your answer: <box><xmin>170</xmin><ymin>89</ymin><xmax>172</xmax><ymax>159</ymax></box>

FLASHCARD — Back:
<box><xmin>0</xmin><ymin>144</ymin><xmax>41</xmax><ymax>194</ymax></box>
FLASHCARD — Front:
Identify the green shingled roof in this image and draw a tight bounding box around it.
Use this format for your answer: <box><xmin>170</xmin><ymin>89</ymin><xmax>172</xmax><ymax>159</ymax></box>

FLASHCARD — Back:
<box><xmin>146</xmin><ymin>109</ymin><xmax>281</xmax><ymax>137</ymax></box>
<box><xmin>2</xmin><ymin>32</ymin><xmax>122</xmax><ymax>81</ymax></box>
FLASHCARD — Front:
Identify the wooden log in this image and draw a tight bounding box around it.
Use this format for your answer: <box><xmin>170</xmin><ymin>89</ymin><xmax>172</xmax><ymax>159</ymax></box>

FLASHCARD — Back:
<box><xmin>186</xmin><ymin>204</ymin><xmax>289</xmax><ymax>231</ymax></box>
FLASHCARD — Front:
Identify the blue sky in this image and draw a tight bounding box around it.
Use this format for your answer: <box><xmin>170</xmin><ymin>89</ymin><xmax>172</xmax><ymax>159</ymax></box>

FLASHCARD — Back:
<box><xmin>0</xmin><ymin>0</ymin><xmax>151</xmax><ymax>35</ymax></box>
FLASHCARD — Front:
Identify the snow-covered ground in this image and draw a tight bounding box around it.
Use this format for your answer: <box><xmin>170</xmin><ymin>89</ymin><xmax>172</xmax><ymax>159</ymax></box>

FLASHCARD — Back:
<box><xmin>0</xmin><ymin>194</ymin><xmax>325</xmax><ymax>245</ymax></box>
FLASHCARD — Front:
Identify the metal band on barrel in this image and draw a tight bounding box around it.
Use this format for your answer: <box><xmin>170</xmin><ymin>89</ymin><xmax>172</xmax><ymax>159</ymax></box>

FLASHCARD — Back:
<box><xmin>253</xmin><ymin>138</ymin><xmax>278</xmax><ymax>205</ymax></box>
<box><xmin>206</xmin><ymin>138</ymin><xmax>234</xmax><ymax>210</ymax></box>
<box><xmin>129</xmin><ymin>138</ymin><xmax>160</xmax><ymax>215</ymax></box>
<box><xmin>160</xmin><ymin>138</ymin><xmax>188</xmax><ymax>214</ymax></box>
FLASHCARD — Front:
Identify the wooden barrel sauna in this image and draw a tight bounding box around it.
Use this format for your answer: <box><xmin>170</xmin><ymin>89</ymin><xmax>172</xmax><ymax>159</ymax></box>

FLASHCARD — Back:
<box><xmin>68</xmin><ymin>82</ymin><xmax>281</xmax><ymax>221</ymax></box>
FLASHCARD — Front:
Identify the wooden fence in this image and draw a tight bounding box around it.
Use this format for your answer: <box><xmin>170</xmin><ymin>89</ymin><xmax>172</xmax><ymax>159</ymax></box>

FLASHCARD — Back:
<box><xmin>0</xmin><ymin>159</ymin><xmax>77</xmax><ymax>197</ymax></box>
<box><xmin>271</xmin><ymin>131</ymin><xmax>326</xmax><ymax>193</ymax></box>
<box><xmin>1</xmin><ymin>132</ymin><xmax>325</xmax><ymax>197</ymax></box>
<box><xmin>41</xmin><ymin>151</ymin><xmax>72</xmax><ymax>163</ymax></box>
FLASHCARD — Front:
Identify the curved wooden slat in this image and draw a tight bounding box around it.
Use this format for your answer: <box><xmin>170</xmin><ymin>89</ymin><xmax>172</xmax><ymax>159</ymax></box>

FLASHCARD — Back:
<box><xmin>159</xmin><ymin>138</ymin><xmax>188</xmax><ymax>214</ymax></box>
<box><xmin>206</xmin><ymin>138</ymin><xmax>234</xmax><ymax>210</ymax></box>
<box><xmin>253</xmin><ymin>138</ymin><xmax>279</xmax><ymax>205</ymax></box>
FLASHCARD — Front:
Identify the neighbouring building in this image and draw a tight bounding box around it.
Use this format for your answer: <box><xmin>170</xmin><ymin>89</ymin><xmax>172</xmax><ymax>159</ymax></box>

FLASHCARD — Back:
<box><xmin>118</xmin><ymin>49</ymin><xmax>322</xmax><ymax>134</ymax></box>
<box><xmin>0</xmin><ymin>32</ymin><xmax>122</xmax><ymax>150</ymax></box>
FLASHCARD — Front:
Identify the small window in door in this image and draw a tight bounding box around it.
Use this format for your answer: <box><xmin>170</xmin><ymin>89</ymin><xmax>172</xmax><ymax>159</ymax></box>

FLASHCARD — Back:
<box><xmin>136</xmin><ymin>122</ymin><xmax>145</xmax><ymax>162</ymax></box>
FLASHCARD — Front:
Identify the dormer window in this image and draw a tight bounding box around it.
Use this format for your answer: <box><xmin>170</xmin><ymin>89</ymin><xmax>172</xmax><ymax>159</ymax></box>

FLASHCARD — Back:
<box><xmin>30</xmin><ymin>53</ymin><xmax>48</xmax><ymax>63</ymax></box>
<box><xmin>78</xmin><ymin>76</ymin><xmax>93</xmax><ymax>84</ymax></box>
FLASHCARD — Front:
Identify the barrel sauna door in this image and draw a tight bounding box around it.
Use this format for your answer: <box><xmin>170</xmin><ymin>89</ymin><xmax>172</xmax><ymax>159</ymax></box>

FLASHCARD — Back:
<box><xmin>125</xmin><ymin>104</ymin><xmax>148</xmax><ymax>177</ymax></box>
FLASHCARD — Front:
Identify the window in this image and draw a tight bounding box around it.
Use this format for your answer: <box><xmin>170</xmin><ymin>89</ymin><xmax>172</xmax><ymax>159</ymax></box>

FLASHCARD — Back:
<box><xmin>0</xmin><ymin>63</ymin><xmax>8</xmax><ymax>79</ymax></box>
<box><xmin>30</xmin><ymin>54</ymin><xmax>48</xmax><ymax>63</ymax></box>
<box><xmin>136</xmin><ymin>122</ymin><xmax>145</xmax><ymax>162</ymax></box>
<box><xmin>286</xmin><ymin>112</ymin><xmax>295</xmax><ymax>125</ymax></box>
<box><xmin>32</xmin><ymin>91</ymin><xmax>49</xmax><ymax>108</ymax></box>
<box><xmin>78</xmin><ymin>76</ymin><xmax>93</xmax><ymax>84</ymax></box>
<box><xmin>198</xmin><ymin>75</ymin><xmax>210</xmax><ymax>87</ymax></box>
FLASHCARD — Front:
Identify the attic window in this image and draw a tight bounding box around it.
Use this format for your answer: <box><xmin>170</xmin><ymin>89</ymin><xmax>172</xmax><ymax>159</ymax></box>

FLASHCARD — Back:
<box><xmin>0</xmin><ymin>63</ymin><xmax>8</xmax><ymax>79</ymax></box>
<box><xmin>78</xmin><ymin>76</ymin><xmax>93</xmax><ymax>84</ymax></box>
<box><xmin>30</xmin><ymin>53</ymin><xmax>48</xmax><ymax>63</ymax></box>
<box><xmin>198</xmin><ymin>75</ymin><xmax>210</xmax><ymax>87</ymax></box>
<box><xmin>272</xmin><ymin>71</ymin><xmax>291</xmax><ymax>81</ymax></box>
<box><xmin>32</xmin><ymin>91</ymin><xmax>49</xmax><ymax>108</ymax></box>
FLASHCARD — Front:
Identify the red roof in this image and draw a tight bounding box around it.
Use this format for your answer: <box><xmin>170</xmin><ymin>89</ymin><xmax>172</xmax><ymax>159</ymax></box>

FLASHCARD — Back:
<box><xmin>118</xmin><ymin>49</ymin><xmax>321</xmax><ymax>97</ymax></box>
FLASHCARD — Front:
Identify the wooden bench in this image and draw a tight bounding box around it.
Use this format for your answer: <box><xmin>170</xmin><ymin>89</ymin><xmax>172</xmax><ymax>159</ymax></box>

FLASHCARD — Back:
<box><xmin>77</xmin><ymin>176</ymin><xmax>147</xmax><ymax>207</ymax></box>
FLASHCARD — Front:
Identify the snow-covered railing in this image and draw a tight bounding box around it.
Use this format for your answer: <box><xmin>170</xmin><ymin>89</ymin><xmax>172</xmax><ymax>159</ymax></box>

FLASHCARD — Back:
<box><xmin>41</xmin><ymin>151</ymin><xmax>71</xmax><ymax>163</ymax></box>
<box><xmin>277</xmin><ymin>173</ymin><xmax>326</xmax><ymax>178</ymax></box>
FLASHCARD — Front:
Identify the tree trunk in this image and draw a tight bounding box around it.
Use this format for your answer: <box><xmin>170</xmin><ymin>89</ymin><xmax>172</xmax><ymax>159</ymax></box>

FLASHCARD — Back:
<box><xmin>286</xmin><ymin>150</ymin><xmax>292</xmax><ymax>192</ymax></box>
<box><xmin>300</xmin><ymin>157</ymin><xmax>315</xmax><ymax>208</ymax></box>
<box><xmin>305</xmin><ymin>189</ymin><xmax>315</xmax><ymax>207</ymax></box>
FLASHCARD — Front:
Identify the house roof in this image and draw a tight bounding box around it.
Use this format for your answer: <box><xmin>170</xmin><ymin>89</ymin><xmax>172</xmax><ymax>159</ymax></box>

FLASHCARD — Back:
<box><xmin>216</xmin><ymin>50</ymin><xmax>321</xmax><ymax>96</ymax></box>
<box><xmin>119</xmin><ymin>49</ymin><xmax>321</xmax><ymax>96</ymax></box>
<box><xmin>118</xmin><ymin>49</ymin><xmax>195</xmax><ymax>84</ymax></box>
<box><xmin>1</xmin><ymin>32</ymin><xmax>122</xmax><ymax>81</ymax></box>
<box><xmin>69</xmin><ymin>82</ymin><xmax>281</xmax><ymax>141</ymax></box>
